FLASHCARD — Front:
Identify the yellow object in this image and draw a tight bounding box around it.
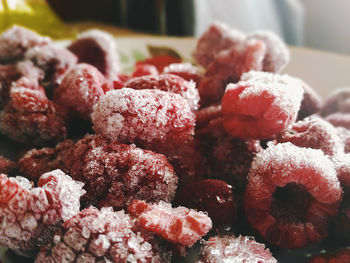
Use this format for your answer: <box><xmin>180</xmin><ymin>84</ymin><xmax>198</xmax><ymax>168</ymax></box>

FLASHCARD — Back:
<box><xmin>0</xmin><ymin>0</ymin><xmax>76</xmax><ymax>38</ymax></box>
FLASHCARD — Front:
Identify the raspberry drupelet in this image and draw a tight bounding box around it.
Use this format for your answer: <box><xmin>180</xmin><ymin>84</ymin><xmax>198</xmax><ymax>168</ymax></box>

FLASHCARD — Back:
<box><xmin>35</xmin><ymin>206</ymin><xmax>171</xmax><ymax>263</ymax></box>
<box><xmin>0</xmin><ymin>170</ymin><xmax>85</xmax><ymax>257</ymax></box>
<box><xmin>68</xmin><ymin>29</ymin><xmax>120</xmax><ymax>80</ymax></box>
<box><xmin>197</xmin><ymin>235</ymin><xmax>277</xmax><ymax>263</ymax></box>
<box><xmin>91</xmin><ymin>88</ymin><xmax>195</xmax><ymax>152</ymax></box>
<box><xmin>244</xmin><ymin>142</ymin><xmax>342</xmax><ymax>248</ymax></box>
<box><xmin>222</xmin><ymin>71</ymin><xmax>304</xmax><ymax>139</ymax></box>
<box><xmin>308</xmin><ymin>247</ymin><xmax>350</xmax><ymax>263</ymax></box>
<box><xmin>61</xmin><ymin>134</ymin><xmax>178</xmax><ymax>209</ymax></box>
<box><xmin>128</xmin><ymin>200</ymin><xmax>212</xmax><ymax>247</ymax></box>
<box><xmin>124</xmin><ymin>73</ymin><xmax>200</xmax><ymax>110</ymax></box>
<box><xmin>53</xmin><ymin>64</ymin><xmax>107</xmax><ymax>119</ymax></box>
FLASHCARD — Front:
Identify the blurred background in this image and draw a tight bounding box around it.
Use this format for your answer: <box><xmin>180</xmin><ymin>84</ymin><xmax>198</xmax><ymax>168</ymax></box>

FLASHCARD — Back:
<box><xmin>1</xmin><ymin>0</ymin><xmax>350</xmax><ymax>54</ymax></box>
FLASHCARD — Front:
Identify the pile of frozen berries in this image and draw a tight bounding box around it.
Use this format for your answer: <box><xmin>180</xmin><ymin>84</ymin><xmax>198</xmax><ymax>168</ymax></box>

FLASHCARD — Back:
<box><xmin>1</xmin><ymin>22</ymin><xmax>350</xmax><ymax>262</ymax></box>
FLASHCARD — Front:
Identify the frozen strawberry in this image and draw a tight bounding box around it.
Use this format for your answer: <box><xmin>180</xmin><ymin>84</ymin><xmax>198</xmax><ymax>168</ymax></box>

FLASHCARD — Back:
<box><xmin>309</xmin><ymin>247</ymin><xmax>350</xmax><ymax>263</ymax></box>
<box><xmin>25</xmin><ymin>45</ymin><xmax>77</xmax><ymax>89</ymax></box>
<box><xmin>163</xmin><ymin>62</ymin><xmax>202</xmax><ymax>86</ymax></box>
<box><xmin>128</xmin><ymin>200</ymin><xmax>212</xmax><ymax>247</ymax></box>
<box><xmin>132</xmin><ymin>64</ymin><xmax>158</xmax><ymax>78</ymax></box>
<box><xmin>320</xmin><ymin>87</ymin><xmax>350</xmax><ymax>117</ymax></box>
<box><xmin>222</xmin><ymin>71</ymin><xmax>304</xmax><ymax>139</ymax></box>
<box><xmin>198</xmin><ymin>39</ymin><xmax>266</xmax><ymax>106</ymax></box>
<box><xmin>326</xmin><ymin>112</ymin><xmax>350</xmax><ymax>130</ymax></box>
<box><xmin>247</xmin><ymin>30</ymin><xmax>290</xmax><ymax>73</ymax></box>
<box><xmin>277</xmin><ymin>116</ymin><xmax>344</xmax><ymax>157</ymax></box>
<box><xmin>53</xmin><ymin>64</ymin><xmax>106</xmax><ymax>119</ymax></box>
<box><xmin>244</xmin><ymin>143</ymin><xmax>342</xmax><ymax>248</ymax></box>
<box><xmin>174</xmin><ymin>179</ymin><xmax>236</xmax><ymax>227</ymax></box>
<box><xmin>124</xmin><ymin>73</ymin><xmax>199</xmax><ymax>110</ymax></box>
<box><xmin>136</xmin><ymin>55</ymin><xmax>181</xmax><ymax>72</ymax></box>
<box><xmin>61</xmin><ymin>134</ymin><xmax>178</xmax><ymax>209</ymax></box>
<box><xmin>0</xmin><ymin>26</ymin><xmax>51</xmax><ymax>63</ymax></box>
<box><xmin>68</xmin><ymin>29</ymin><xmax>120</xmax><ymax>80</ymax></box>
<box><xmin>18</xmin><ymin>140</ymin><xmax>74</xmax><ymax>183</ymax></box>
<box><xmin>194</xmin><ymin>21</ymin><xmax>246</xmax><ymax>67</ymax></box>
<box><xmin>0</xmin><ymin>155</ymin><xmax>16</xmax><ymax>174</ymax></box>
<box><xmin>298</xmin><ymin>82</ymin><xmax>322</xmax><ymax>120</ymax></box>
<box><xmin>197</xmin><ymin>235</ymin><xmax>277</xmax><ymax>263</ymax></box>
<box><xmin>91</xmin><ymin>88</ymin><xmax>195</xmax><ymax>151</ymax></box>
<box><xmin>0</xmin><ymin>170</ymin><xmax>85</xmax><ymax>257</ymax></box>
<box><xmin>35</xmin><ymin>206</ymin><xmax>171</xmax><ymax>263</ymax></box>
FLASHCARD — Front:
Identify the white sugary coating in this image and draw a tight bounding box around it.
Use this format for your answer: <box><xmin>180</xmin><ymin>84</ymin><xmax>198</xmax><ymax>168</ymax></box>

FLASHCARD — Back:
<box><xmin>91</xmin><ymin>88</ymin><xmax>195</xmax><ymax>148</ymax></box>
<box><xmin>163</xmin><ymin>62</ymin><xmax>202</xmax><ymax>75</ymax></box>
<box><xmin>250</xmin><ymin>142</ymin><xmax>341</xmax><ymax>203</ymax></box>
<box><xmin>197</xmin><ymin>235</ymin><xmax>277</xmax><ymax>263</ymax></box>
<box><xmin>248</xmin><ymin>30</ymin><xmax>290</xmax><ymax>73</ymax></box>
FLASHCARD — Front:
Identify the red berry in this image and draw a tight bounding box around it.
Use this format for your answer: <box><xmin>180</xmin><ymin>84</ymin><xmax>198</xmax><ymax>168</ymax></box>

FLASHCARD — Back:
<box><xmin>0</xmin><ymin>155</ymin><xmax>16</xmax><ymax>175</ymax></box>
<box><xmin>61</xmin><ymin>134</ymin><xmax>178</xmax><ymax>209</ymax></box>
<box><xmin>0</xmin><ymin>170</ymin><xmax>85</xmax><ymax>257</ymax></box>
<box><xmin>326</xmin><ymin>112</ymin><xmax>350</xmax><ymax>130</ymax></box>
<box><xmin>128</xmin><ymin>200</ymin><xmax>212</xmax><ymax>247</ymax></box>
<box><xmin>309</xmin><ymin>247</ymin><xmax>350</xmax><ymax>263</ymax></box>
<box><xmin>320</xmin><ymin>87</ymin><xmax>350</xmax><ymax>117</ymax></box>
<box><xmin>244</xmin><ymin>143</ymin><xmax>342</xmax><ymax>248</ymax></box>
<box><xmin>162</xmin><ymin>62</ymin><xmax>202</xmax><ymax>86</ymax></box>
<box><xmin>222</xmin><ymin>71</ymin><xmax>303</xmax><ymax>139</ymax></box>
<box><xmin>297</xmin><ymin>81</ymin><xmax>322</xmax><ymax>120</ymax></box>
<box><xmin>68</xmin><ymin>29</ymin><xmax>120</xmax><ymax>80</ymax></box>
<box><xmin>53</xmin><ymin>64</ymin><xmax>106</xmax><ymax>119</ymax></box>
<box><xmin>132</xmin><ymin>64</ymin><xmax>158</xmax><ymax>78</ymax></box>
<box><xmin>125</xmin><ymin>73</ymin><xmax>199</xmax><ymax>110</ymax></box>
<box><xmin>136</xmin><ymin>55</ymin><xmax>181</xmax><ymax>72</ymax></box>
<box><xmin>35</xmin><ymin>206</ymin><xmax>171</xmax><ymax>263</ymax></box>
<box><xmin>91</xmin><ymin>88</ymin><xmax>195</xmax><ymax>151</ymax></box>
<box><xmin>174</xmin><ymin>179</ymin><xmax>236</xmax><ymax>227</ymax></box>
<box><xmin>197</xmin><ymin>235</ymin><xmax>277</xmax><ymax>263</ymax></box>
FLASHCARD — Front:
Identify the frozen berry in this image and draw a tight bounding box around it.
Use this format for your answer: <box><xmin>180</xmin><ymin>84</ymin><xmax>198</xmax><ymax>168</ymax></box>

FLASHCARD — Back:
<box><xmin>247</xmin><ymin>30</ymin><xmax>290</xmax><ymax>73</ymax></box>
<box><xmin>277</xmin><ymin>116</ymin><xmax>344</xmax><ymax>157</ymax></box>
<box><xmin>0</xmin><ymin>155</ymin><xmax>16</xmax><ymax>174</ymax></box>
<box><xmin>61</xmin><ymin>134</ymin><xmax>178</xmax><ymax>209</ymax></box>
<box><xmin>128</xmin><ymin>200</ymin><xmax>212</xmax><ymax>247</ymax></box>
<box><xmin>174</xmin><ymin>179</ymin><xmax>236</xmax><ymax>227</ymax></box>
<box><xmin>18</xmin><ymin>140</ymin><xmax>74</xmax><ymax>183</ymax></box>
<box><xmin>0</xmin><ymin>170</ymin><xmax>85</xmax><ymax>257</ymax></box>
<box><xmin>163</xmin><ymin>62</ymin><xmax>202</xmax><ymax>86</ymax></box>
<box><xmin>326</xmin><ymin>112</ymin><xmax>350</xmax><ymax>130</ymax></box>
<box><xmin>91</xmin><ymin>88</ymin><xmax>195</xmax><ymax>151</ymax></box>
<box><xmin>309</xmin><ymin>247</ymin><xmax>350</xmax><ymax>263</ymax></box>
<box><xmin>244</xmin><ymin>143</ymin><xmax>342</xmax><ymax>248</ymax></box>
<box><xmin>35</xmin><ymin>206</ymin><xmax>171</xmax><ymax>263</ymax></box>
<box><xmin>132</xmin><ymin>64</ymin><xmax>158</xmax><ymax>78</ymax></box>
<box><xmin>124</xmin><ymin>73</ymin><xmax>199</xmax><ymax>110</ymax></box>
<box><xmin>0</xmin><ymin>26</ymin><xmax>51</xmax><ymax>63</ymax></box>
<box><xmin>136</xmin><ymin>55</ymin><xmax>181</xmax><ymax>72</ymax></box>
<box><xmin>194</xmin><ymin>21</ymin><xmax>245</xmax><ymax>67</ymax></box>
<box><xmin>197</xmin><ymin>235</ymin><xmax>277</xmax><ymax>263</ymax></box>
<box><xmin>222</xmin><ymin>71</ymin><xmax>304</xmax><ymax>139</ymax></box>
<box><xmin>195</xmin><ymin>104</ymin><xmax>222</xmax><ymax>130</ymax></box>
<box><xmin>298</xmin><ymin>82</ymin><xmax>322</xmax><ymax>120</ymax></box>
<box><xmin>53</xmin><ymin>64</ymin><xmax>106</xmax><ymax>119</ymax></box>
<box><xmin>320</xmin><ymin>87</ymin><xmax>350</xmax><ymax>117</ymax></box>
<box><xmin>68</xmin><ymin>29</ymin><xmax>120</xmax><ymax>80</ymax></box>
<box><xmin>337</xmin><ymin>127</ymin><xmax>350</xmax><ymax>153</ymax></box>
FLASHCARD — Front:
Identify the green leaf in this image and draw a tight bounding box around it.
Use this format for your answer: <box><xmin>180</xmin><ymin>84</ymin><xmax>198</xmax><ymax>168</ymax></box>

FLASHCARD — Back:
<box><xmin>132</xmin><ymin>49</ymin><xmax>146</xmax><ymax>61</ymax></box>
<box><xmin>118</xmin><ymin>50</ymin><xmax>129</xmax><ymax>64</ymax></box>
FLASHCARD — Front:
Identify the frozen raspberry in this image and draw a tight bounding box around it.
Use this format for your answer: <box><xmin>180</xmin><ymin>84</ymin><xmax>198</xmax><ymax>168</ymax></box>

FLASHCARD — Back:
<box><xmin>198</xmin><ymin>39</ymin><xmax>266</xmax><ymax>106</ymax></box>
<box><xmin>0</xmin><ymin>64</ymin><xmax>21</xmax><ymax>81</ymax></box>
<box><xmin>136</xmin><ymin>55</ymin><xmax>181</xmax><ymax>72</ymax></box>
<box><xmin>326</xmin><ymin>112</ymin><xmax>350</xmax><ymax>130</ymax></box>
<box><xmin>277</xmin><ymin>116</ymin><xmax>344</xmax><ymax>157</ymax></box>
<box><xmin>18</xmin><ymin>140</ymin><xmax>74</xmax><ymax>183</ymax></box>
<box><xmin>0</xmin><ymin>155</ymin><xmax>16</xmax><ymax>174</ymax></box>
<box><xmin>91</xmin><ymin>88</ymin><xmax>195</xmax><ymax>151</ymax></box>
<box><xmin>337</xmin><ymin>127</ymin><xmax>350</xmax><ymax>153</ymax></box>
<box><xmin>53</xmin><ymin>64</ymin><xmax>106</xmax><ymax>119</ymax></box>
<box><xmin>197</xmin><ymin>235</ymin><xmax>277</xmax><ymax>263</ymax></box>
<box><xmin>309</xmin><ymin>247</ymin><xmax>350</xmax><ymax>263</ymax></box>
<box><xmin>16</xmin><ymin>60</ymin><xmax>45</xmax><ymax>84</ymax></box>
<box><xmin>320</xmin><ymin>87</ymin><xmax>350</xmax><ymax>117</ymax></box>
<box><xmin>247</xmin><ymin>30</ymin><xmax>290</xmax><ymax>73</ymax></box>
<box><xmin>35</xmin><ymin>206</ymin><xmax>171</xmax><ymax>263</ymax></box>
<box><xmin>194</xmin><ymin>21</ymin><xmax>246</xmax><ymax>67</ymax></box>
<box><xmin>106</xmin><ymin>73</ymin><xmax>131</xmax><ymax>90</ymax></box>
<box><xmin>298</xmin><ymin>81</ymin><xmax>322</xmax><ymax>120</ymax></box>
<box><xmin>332</xmin><ymin>154</ymin><xmax>350</xmax><ymax>189</ymax></box>
<box><xmin>222</xmin><ymin>71</ymin><xmax>304</xmax><ymax>139</ymax></box>
<box><xmin>244</xmin><ymin>143</ymin><xmax>342</xmax><ymax>248</ymax></box>
<box><xmin>61</xmin><ymin>134</ymin><xmax>178</xmax><ymax>209</ymax></box>
<box><xmin>195</xmin><ymin>104</ymin><xmax>222</xmax><ymax>130</ymax></box>
<box><xmin>25</xmin><ymin>45</ymin><xmax>77</xmax><ymax>89</ymax></box>
<box><xmin>124</xmin><ymin>73</ymin><xmax>199</xmax><ymax>110</ymax></box>
<box><xmin>0</xmin><ymin>170</ymin><xmax>85</xmax><ymax>257</ymax></box>
<box><xmin>163</xmin><ymin>62</ymin><xmax>202</xmax><ymax>86</ymax></box>
<box><xmin>174</xmin><ymin>179</ymin><xmax>236</xmax><ymax>227</ymax></box>
<box><xmin>0</xmin><ymin>81</ymin><xmax>68</xmax><ymax>146</ymax></box>
<box><xmin>132</xmin><ymin>64</ymin><xmax>158</xmax><ymax>78</ymax></box>
<box><xmin>68</xmin><ymin>29</ymin><xmax>120</xmax><ymax>80</ymax></box>
<box><xmin>0</xmin><ymin>26</ymin><xmax>51</xmax><ymax>63</ymax></box>
<box><xmin>128</xmin><ymin>200</ymin><xmax>212</xmax><ymax>247</ymax></box>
